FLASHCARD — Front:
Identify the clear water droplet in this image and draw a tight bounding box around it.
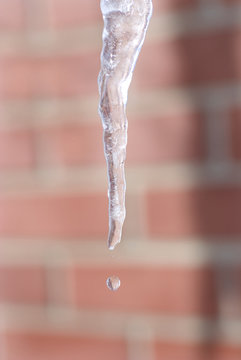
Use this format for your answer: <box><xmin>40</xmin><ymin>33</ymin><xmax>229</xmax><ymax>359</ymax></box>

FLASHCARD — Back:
<box><xmin>106</xmin><ymin>276</ymin><xmax>121</xmax><ymax>291</ymax></box>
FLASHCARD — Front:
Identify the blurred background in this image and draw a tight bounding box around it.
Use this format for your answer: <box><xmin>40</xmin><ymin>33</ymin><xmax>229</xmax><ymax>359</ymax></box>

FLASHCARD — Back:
<box><xmin>0</xmin><ymin>0</ymin><xmax>241</xmax><ymax>359</ymax></box>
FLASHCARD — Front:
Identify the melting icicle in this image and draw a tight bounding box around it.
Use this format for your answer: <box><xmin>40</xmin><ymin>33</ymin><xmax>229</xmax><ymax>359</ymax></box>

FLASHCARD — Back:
<box><xmin>98</xmin><ymin>0</ymin><xmax>153</xmax><ymax>252</ymax></box>
<box><xmin>106</xmin><ymin>275</ymin><xmax>121</xmax><ymax>291</ymax></box>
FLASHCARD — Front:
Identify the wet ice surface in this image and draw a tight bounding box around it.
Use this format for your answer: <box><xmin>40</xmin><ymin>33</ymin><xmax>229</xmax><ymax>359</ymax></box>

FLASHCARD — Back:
<box><xmin>98</xmin><ymin>0</ymin><xmax>153</xmax><ymax>252</ymax></box>
<box><xmin>106</xmin><ymin>276</ymin><xmax>121</xmax><ymax>291</ymax></box>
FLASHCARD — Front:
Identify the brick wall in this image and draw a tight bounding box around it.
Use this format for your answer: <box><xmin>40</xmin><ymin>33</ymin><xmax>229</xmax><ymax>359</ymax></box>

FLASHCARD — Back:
<box><xmin>0</xmin><ymin>0</ymin><xmax>241</xmax><ymax>359</ymax></box>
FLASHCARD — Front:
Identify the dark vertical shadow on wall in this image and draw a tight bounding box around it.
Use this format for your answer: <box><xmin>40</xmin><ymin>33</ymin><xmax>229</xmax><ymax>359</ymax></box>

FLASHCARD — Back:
<box><xmin>172</xmin><ymin>2</ymin><xmax>240</xmax><ymax>358</ymax></box>
<box><xmin>148</xmin><ymin>1</ymin><xmax>241</xmax><ymax>358</ymax></box>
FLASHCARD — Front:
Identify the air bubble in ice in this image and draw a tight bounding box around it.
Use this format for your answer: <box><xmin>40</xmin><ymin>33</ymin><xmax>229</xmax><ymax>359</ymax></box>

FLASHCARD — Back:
<box><xmin>101</xmin><ymin>0</ymin><xmax>134</xmax><ymax>15</ymax></box>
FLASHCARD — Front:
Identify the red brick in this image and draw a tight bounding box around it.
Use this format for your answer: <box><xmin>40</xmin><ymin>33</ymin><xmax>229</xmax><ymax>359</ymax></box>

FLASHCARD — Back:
<box><xmin>0</xmin><ymin>55</ymin><xmax>99</xmax><ymax>99</ymax></box>
<box><xmin>134</xmin><ymin>30</ymin><xmax>241</xmax><ymax>88</ymax></box>
<box><xmin>152</xmin><ymin>0</ymin><xmax>198</xmax><ymax>13</ymax></box>
<box><xmin>48</xmin><ymin>0</ymin><xmax>200</xmax><ymax>28</ymax></box>
<box><xmin>0</xmin><ymin>58</ymin><xmax>34</xmax><ymax>98</ymax></box>
<box><xmin>4</xmin><ymin>333</ymin><xmax>127</xmax><ymax>360</ymax></box>
<box><xmin>47</xmin><ymin>0</ymin><xmax>198</xmax><ymax>28</ymax></box>
<box><xmin>222</xmin><ymin>0</ymin><xmax>241</xmax><ymax>4</ymax></box>
<box><xmin>47</xmin><ymin>0</ymin><xmax>101</xmax><ymax>27</ymax></box>
<box><xmin>0</xmin><ymin>266</ymin><xmax>45</xmax><ymax>304</ymax></box>
<box><xmin>0</xmin><ymin>194</ymin><xmax>108</xmax><ymax>238</ymax></box>
<box><xmin>230</xmin><ymin>108</ymin><xmax>241</xmax><ymax>160</ymax></box>
<box><xmin>72</xmin><ymin>266</ymin><xmax>217</xmax><ymax>315</ymax></box>
<box><xmin>127</xmin><ymin>112</ymin><xmax>205</xmax><ymax>164</ymax></box>
<box><xmin>146</xmin><ymin>187</ymin><xmax>241</xmax><ymax>237</ymax></box>
<box><xmin>155</xmin><ymin>342</ymin><xmax>241</xmax><ymax>360</ymax></box>
<box><xmin>38</xmin><ymin>124</ymin><xmax>104</xmax><ymax>166</ymax></box>
<box><xmin>0</xmin><ymin>0</ymin><xmax>25</xmax><ymax>29</ymax></box>
<box><xmin>0</xmin><ymin>130</ymin><xmax>34</xmax><ymax>169</ymax></box>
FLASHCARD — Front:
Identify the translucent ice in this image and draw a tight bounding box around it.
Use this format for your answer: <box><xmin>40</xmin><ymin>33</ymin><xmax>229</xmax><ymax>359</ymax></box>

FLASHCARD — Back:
<box><xmin>98</xmin><ymin>0</ymin><xmax>153</xmax><ymax>250</ymax></box>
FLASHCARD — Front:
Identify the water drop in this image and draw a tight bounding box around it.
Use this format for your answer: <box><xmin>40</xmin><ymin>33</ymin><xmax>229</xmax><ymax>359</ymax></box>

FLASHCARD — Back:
<box><xmin>106</xmin><ymin>275</ymin><xmax>121</xmax><ymax>291</ymax></box>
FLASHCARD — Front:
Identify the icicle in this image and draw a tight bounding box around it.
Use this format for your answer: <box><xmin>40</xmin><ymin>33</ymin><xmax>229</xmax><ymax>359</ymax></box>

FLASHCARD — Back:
<box><xmin>98</xmin><ymin>0</ymin><xmax>152</xmax><ymax>252</ymax></box>
<box><xmin>98</xmin><ymin>0</ymin><xmax>152</xmax><ymax>290</ymax></box>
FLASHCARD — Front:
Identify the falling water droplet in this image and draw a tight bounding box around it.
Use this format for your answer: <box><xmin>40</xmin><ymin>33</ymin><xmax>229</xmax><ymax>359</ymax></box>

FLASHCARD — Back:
<box><xmin>106</xmin><ymin>276</ymin><xmax>121</xmax><ymax>291</ymax></box>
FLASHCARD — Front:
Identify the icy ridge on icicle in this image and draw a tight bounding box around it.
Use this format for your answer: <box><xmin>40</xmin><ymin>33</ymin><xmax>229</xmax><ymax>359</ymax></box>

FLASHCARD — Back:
<box><xmin>98</xmin><ymin>0</ymin><xmax>153</xmax><ymax>250</ymax></box>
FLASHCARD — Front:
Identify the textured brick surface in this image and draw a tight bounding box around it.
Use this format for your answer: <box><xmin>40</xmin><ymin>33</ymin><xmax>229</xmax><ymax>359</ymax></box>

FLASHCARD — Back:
<box><xmin>152</xmin><ymin>0</ymin><xmax>199</xmax><ymax>12</ymax></box>
<box><xmin>223</xmin><ymin>0</ymin><xmax>241</xmax><ymax>4</ymax></box>
<box><xmin>47</xmin><ymin>0</ymin><xmax>199</xmax><ymax>28</ymax></box>
<box><xmin>230</xmin><ymin>108</ymin><xmax>241</xmax><ymax>160</ymax></box>
<box><xmin>0</xmin><ymin>0</ymin><xmax>25</xmax><ymax>29</ymax></box>
<box><xmin>0</xmin><ymin>130</ymin><xmax>34</xmax><ymax>169</ymax></box>
<box><xmin>4</xmin><ymin>333</ymin><xmax>127</xmax><ymax>360</ymax></box>
<box><xmin>38</xmin><ymin>124</ymin><xmax>104</xmax><ymax>165</ymax></box>
<box><xmin>0</xmin><ymin>266</ymin><xmax>45</xmax><ymax>304</ymax></box>
<box><xmin>0</xmin><ymin>194</ymin><xmax>108</xmax><ymax>238</ymax></box>
<box><xmin>134</xmin><ymin>30</ymin><xmax>241</xmax><ymax>88</ymax></box>
<box><xmin>127</xmin><ymin>112</ymin><xmax>206</xmax><ymax>163</ymax></box>
<box><xmin>0</xmin><ymin>55</ymin><xmax>99</xmax><ymax>99</ymax></box>
<box><xmin>0</xmin><ymin>0</ymin><xmax>241</xmax><ymax>358</ymax></box>
<box><xmin>146</xmin><ymin>187</ymin><xmax>241</xmax><ymax>237</ymax></box>
<box><xmin>155</xmin><ymin>342</ymin><xmax>241</xmax><ymax>360</ymax></box>
<box><xmin>1</xmin><ymin>30</ymin><xmax>240</xmax><ymax>99</ymax></box>
<box><xmin>47</xmin><ymin>0</ymin><xmax>102</xmax><ymax>27</ymax></box>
